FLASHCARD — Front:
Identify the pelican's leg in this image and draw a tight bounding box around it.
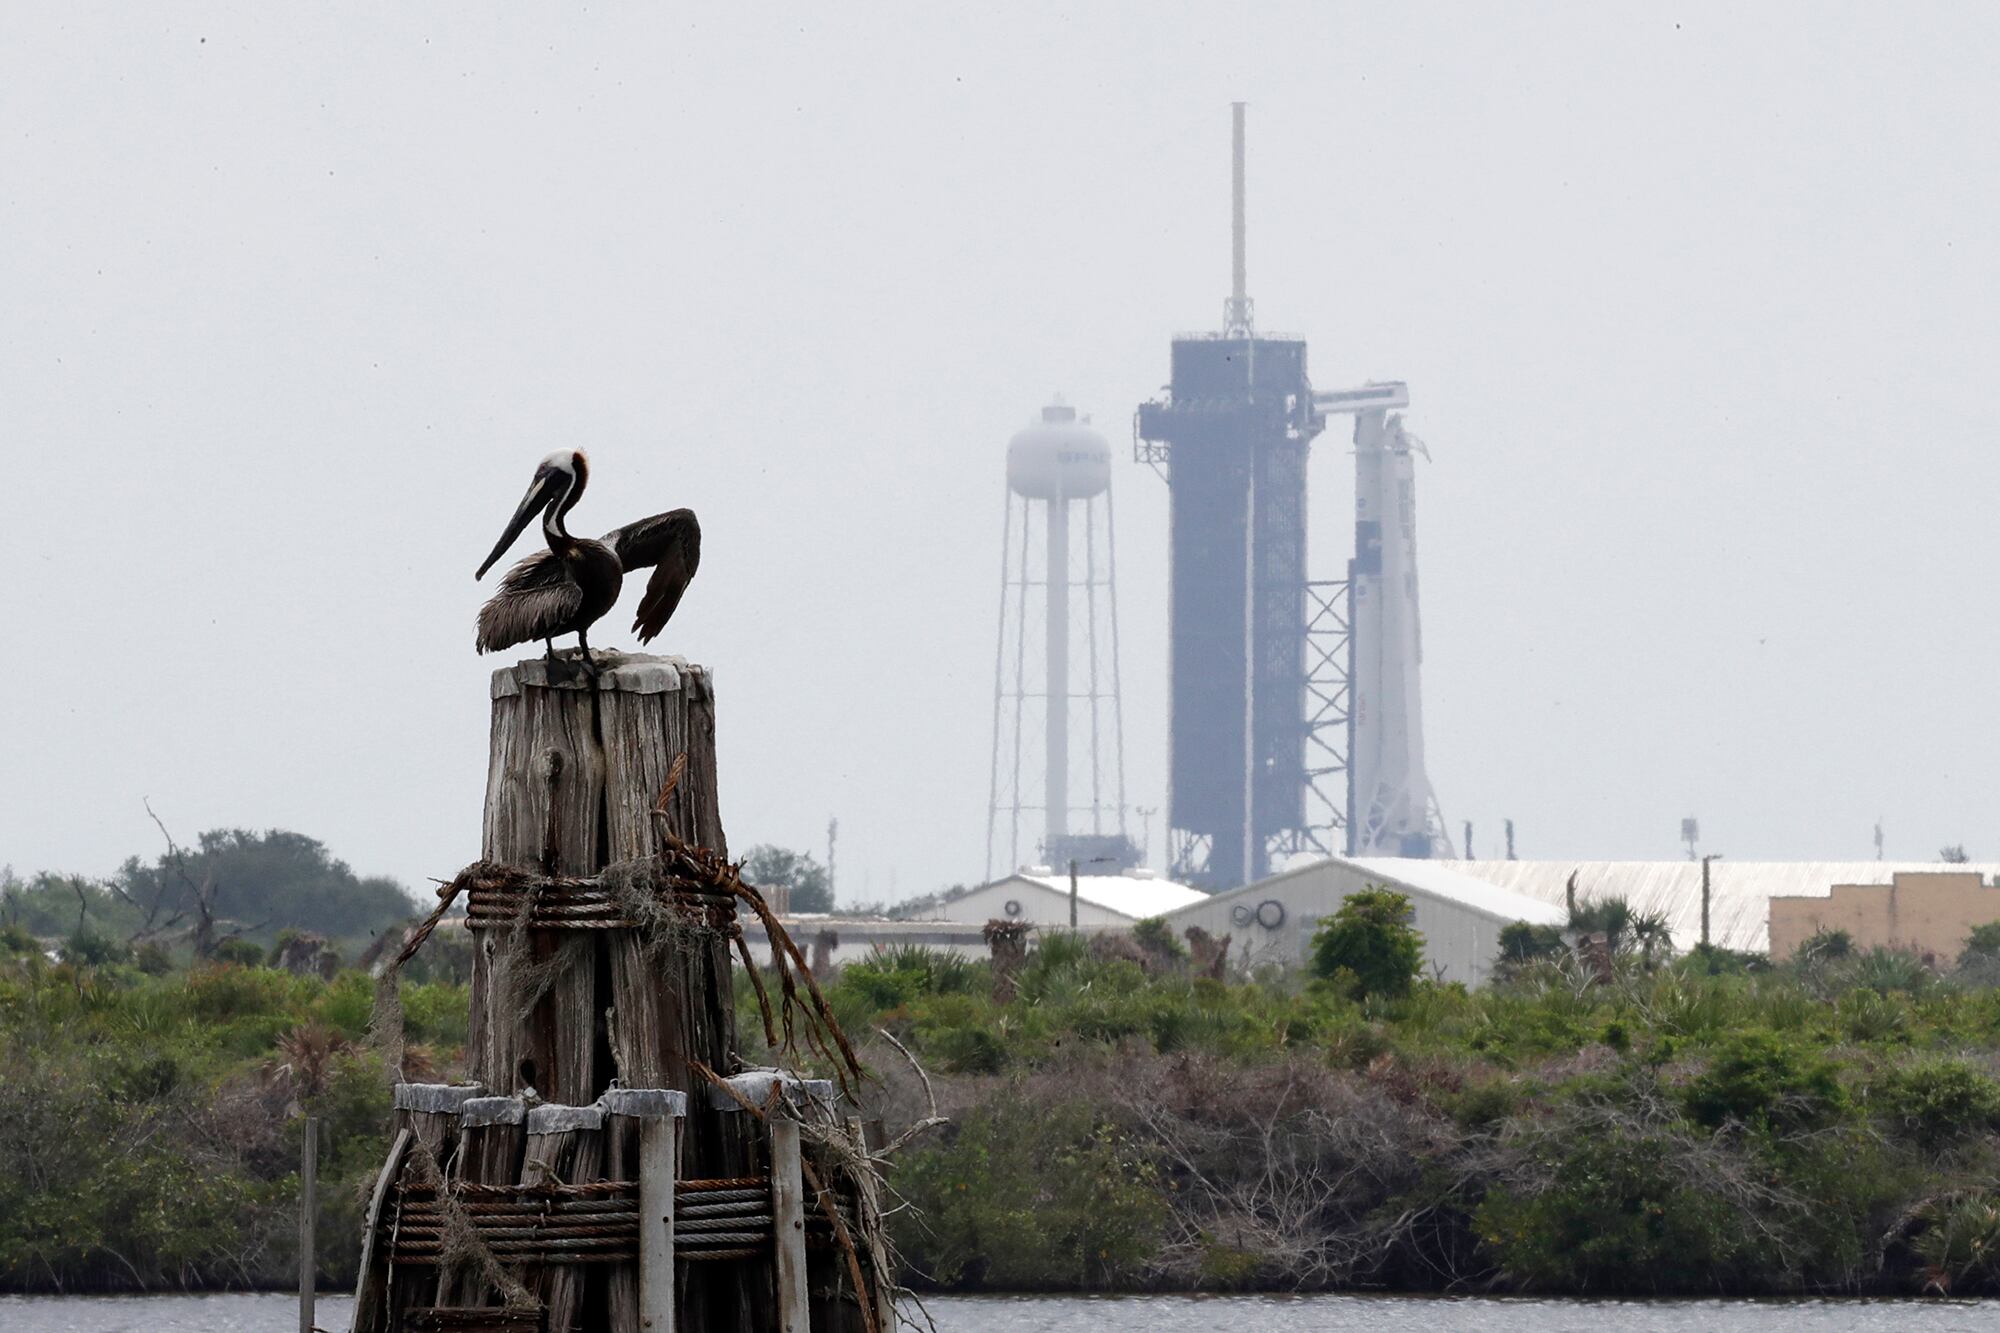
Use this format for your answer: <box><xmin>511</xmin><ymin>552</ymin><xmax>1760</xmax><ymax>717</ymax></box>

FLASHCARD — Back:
<box><xmin>576</xmin><ymin>628</ymin><xmax>598</xmax><ymax>678</ymax></box>
<box><xmin>544</xmin><ymin>638</ymin><xmax>557</xmax><ymax>666</ymax></box>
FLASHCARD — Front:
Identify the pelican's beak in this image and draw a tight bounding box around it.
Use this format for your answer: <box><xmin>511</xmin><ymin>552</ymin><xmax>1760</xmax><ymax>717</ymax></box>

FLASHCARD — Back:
<box><xmin>476</xmin><ymin>467</ymin><xmax>561</xmax><ymax>579</ymax></box>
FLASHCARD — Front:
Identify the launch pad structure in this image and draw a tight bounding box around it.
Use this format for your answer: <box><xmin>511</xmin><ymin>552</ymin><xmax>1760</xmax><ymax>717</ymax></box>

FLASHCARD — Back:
<box><xmin>1137</xmin><ymin>103</ymin><xmax>1448</xmax><ymax>891</ymax></box>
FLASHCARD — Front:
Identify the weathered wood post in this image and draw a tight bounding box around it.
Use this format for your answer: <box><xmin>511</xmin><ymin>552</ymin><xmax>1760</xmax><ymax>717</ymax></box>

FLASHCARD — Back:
<box><xmin>603</xmin><ymin>1087</ymin><xmax>686</xmax><ymax>1333</ymax></box>
<box><xmin>441</xmin><ymin>1096</ymin><xmax>528</xmax><ymax>1306</ymax></box>
<box><xmin>518</xmin><ymin>1101</ymin><xmax>605</xmax><ymax>1330</ymax></box>
<box><xmin>300</xmin><ymin>1115</ymin><xmax>319</xmax><ymax>1333</ymax></box>
<box><xmin>769</xmin><ymin>1116</ymin><xmax>809</xmax><ymax>1333</ymax></box>
<box><xmin>348</xmin><ymin>1130</ymin><xmax>408</xmax><ymax>1333</ymax></box>
<box><xmin>471</xmin><ymin>654</ymin><xmax>725</xmax><ymax>1102</ymax></box>
<box><xmin>386</xmin><ymin>1083</ymin><xmax>487</xmax><ymax>1328</ymax></box>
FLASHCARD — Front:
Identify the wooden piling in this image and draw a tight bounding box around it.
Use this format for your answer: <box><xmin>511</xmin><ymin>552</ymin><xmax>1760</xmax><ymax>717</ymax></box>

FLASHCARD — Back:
<box><xmin>473</xmin><ymin>655</ymin><xmax>726</xmax><ymax>1102</ymax></box>
<box><xmin>769</xmin><ymin>1117</ymin><xmax>809</xmax><ymax>1333</ymax></box>
<box><xmin>600</xmin><ymin>1087</ymin><xmax>687</xmax><ymax>1333</ymax></box>
<box><xmin>394</xmin><ymin>1083</ymin><xmax>488</xmax><ymax>1160</ymax></box>
<box><xmin>300</xmin><ymin>1115</ymin><xmax>319</xmax><ymax>1333</ymax></box>
<box><xmin>388</xmin><ymin>1084</ymin><xmax>487</xmax><ymax>1327</ymax></box>
<box><xmin>440</xmin><ymin>1096</ymin><xmax>527</xmax><ymax>1306</ymax></box>
<box><xmin>519</xmin><ymin>1101</ymin><xmax>606</xmax><ymax>1332</ymax></box>
<box><xmin>348</xmin><ymin>653</ymin><xmax>887</xmax><ymax>1333</ymax></box>
<box><xmin>349</xmin><ymin>1129</ymin><xmax>410</xmax><ymax>1333</ymax></box>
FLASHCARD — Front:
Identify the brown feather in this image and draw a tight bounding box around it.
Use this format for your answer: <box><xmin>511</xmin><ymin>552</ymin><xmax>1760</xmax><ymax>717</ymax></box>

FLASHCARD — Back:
<box><xmin>602</xmin><ymin>509</ymin><xmax>701</xmax><ymax>644</ymax></box>
<box><xmin>475</xmin><ymin>549</ymin><xmax>586</xmax><ymax>652</ymax></box>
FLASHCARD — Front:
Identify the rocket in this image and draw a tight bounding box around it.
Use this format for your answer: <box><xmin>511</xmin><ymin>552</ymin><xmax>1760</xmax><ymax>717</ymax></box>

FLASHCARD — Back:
<box><xmin>1315</xmin><ymin>382</ymin><xmax>1447</xmax><ymax>857</ymax></box>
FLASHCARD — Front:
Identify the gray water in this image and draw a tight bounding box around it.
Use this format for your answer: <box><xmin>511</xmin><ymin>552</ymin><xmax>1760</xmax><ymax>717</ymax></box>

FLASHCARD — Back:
<box><xmin>3</xmin><ymin>1293</ymin><xmax>1999</xmax><ymax>1332</ymax></box>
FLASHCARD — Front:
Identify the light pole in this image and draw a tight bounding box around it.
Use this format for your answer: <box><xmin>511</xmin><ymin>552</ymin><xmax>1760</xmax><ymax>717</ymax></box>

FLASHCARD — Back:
<box><xmin>1701</xmin><ymin>853</ymin><xmax>1723</xmax><ymax>949</ymax></box>
<box><xmin>1069</xmin><ymin>855</ymin><xmax>1119</xmax><ymax>929</ymax></box>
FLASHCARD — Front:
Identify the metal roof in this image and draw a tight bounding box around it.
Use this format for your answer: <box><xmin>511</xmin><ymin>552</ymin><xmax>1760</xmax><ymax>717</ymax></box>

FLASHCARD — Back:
<box><xmin>1009</xmin><ymin>873</ymin><xmax>1207</xmax><ymax>920</ymax></box>
<box><xmin>1168</xmin><ymin>856</ymin><xmax>1566</xmax><ymax>927</ymax></box>
<box><xmin>1347</xmin><ymin>858</ymin><xmax>1569</xmax><ymax>926</ymax></box>
<box><xmin>1425</xmin><ymin>860</ymin><xmax>2000</xmax><ymax>954</ymax></box>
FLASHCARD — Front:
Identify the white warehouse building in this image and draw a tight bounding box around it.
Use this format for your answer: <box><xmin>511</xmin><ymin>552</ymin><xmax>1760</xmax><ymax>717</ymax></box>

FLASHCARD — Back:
<box><xmin>1163</xmin><ymin>856</ymin><xmax>1565</xmax><ymax>988</ymax></box>
<box><xmin>930</xmin><ymin>870</ymin><xmax>1206</xmax><ymax>928</ymax></box>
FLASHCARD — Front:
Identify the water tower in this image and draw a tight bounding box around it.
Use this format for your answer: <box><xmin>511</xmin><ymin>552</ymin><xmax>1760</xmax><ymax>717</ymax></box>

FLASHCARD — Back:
<box><xmin>985</xmin><ymin>401</ymin><xmax>1133</xmax><ymax>880</ymax></box>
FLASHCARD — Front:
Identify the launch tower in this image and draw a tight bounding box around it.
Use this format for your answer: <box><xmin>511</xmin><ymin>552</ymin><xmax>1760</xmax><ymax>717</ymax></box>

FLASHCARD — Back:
<box><xmin>1135</xmin><ymin>104</ymin><xmax>1322</xmax><ymax>889</ymax></box>
<box><xmin>1137</xmin><ymin>105</ymin><xmax>1449</xmax><ymax>889</ymax></box>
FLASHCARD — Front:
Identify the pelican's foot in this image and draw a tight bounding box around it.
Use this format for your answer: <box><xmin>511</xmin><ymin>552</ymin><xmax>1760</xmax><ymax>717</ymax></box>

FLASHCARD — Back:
<box><xmin>538</xmin><ymin>651</ymin><xmax>585</xmax><ymax>686</ymax></box>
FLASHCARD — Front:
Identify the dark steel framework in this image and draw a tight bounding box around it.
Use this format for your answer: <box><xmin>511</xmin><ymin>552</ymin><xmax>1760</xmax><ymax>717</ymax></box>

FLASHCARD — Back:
<box><xmin>1136</xmin><ymin>334</ymin><xmax>1347</xmax><ymax>889</ymax></box>
<box><xmin>1271</xmin><ymin>577</ymin><xmax>1351</xmax><ymax>861</ymax></box>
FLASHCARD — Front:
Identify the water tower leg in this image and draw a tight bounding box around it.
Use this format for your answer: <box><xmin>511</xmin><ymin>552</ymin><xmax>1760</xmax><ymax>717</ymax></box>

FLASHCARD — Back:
<box><xmin>1045</xmin><ymin>493</ymin><xmax>1068</xmax><ymax>851</ymax></box>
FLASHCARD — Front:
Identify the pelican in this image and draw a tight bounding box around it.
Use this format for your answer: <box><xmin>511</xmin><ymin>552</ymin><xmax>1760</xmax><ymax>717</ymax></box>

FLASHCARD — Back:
<box><xmin>474</xmin><ymin>450</ymin><xmax>701</xmax><ymax>671</ymax></box>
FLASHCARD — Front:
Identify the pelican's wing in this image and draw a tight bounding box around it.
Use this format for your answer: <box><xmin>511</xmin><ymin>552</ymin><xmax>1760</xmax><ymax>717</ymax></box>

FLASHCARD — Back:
<box><xmin>476</xmin><ymin>549</ymin><xmax>584</xmax><ymax>652</ymax></box>
<box><xmin>602</xmin><ymin>508</ymin><xmax>701</xmax><ymax>644</ymax></box>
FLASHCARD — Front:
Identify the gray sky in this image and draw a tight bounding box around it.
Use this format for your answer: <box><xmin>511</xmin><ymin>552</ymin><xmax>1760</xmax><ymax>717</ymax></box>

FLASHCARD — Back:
<box><xmin>6</xmin><ymin>4</ymin><xmax>1998</xmax><ymax>905</ymax></box>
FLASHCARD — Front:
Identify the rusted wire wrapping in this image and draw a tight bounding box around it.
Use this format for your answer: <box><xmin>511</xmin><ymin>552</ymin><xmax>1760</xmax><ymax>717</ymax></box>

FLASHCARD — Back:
<box><xmin>388</xmin><ymin>1179</ymin><xmax>643</xmax><ymax>1267</ymax></box>
<box><xmin>676</xmin><ymin>1177</ymin><xmax>768</xmax><ymax>1193</ymax></box>
<box><xmin>409</xmin><ymin>1310</ymin><xmax>543</xmax><ymax>1332</ymax></box>
<box><xmin>464</xmin><ymin>856</ymin><xmax>740</xmax><ymax>928</ymax></box>
<box><xmin>404</xmin><ymin>1180</ymin><xmax>637</xmax><ymax>1200</ymax></box>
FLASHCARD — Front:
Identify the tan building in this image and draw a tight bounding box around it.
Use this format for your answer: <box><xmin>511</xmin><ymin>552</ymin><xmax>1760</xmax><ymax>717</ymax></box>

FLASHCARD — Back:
<box><xmin>1768</xmin><ymin>871</ymin><xmax>2000</xmax><ymax>962</ymax></box>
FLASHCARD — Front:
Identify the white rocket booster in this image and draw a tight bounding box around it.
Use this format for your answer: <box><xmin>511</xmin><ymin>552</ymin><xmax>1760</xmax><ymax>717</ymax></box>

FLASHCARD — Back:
<box><xmin>1317</xmin><ymin>382</ymin><xmax>1447</xmax><ymax>858</ymax></box>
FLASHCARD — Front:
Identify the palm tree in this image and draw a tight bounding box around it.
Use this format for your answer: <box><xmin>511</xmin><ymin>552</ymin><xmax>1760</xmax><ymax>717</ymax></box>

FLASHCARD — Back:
<box><xmin>1568</xmin><ymin>895</ymin><xmax>1674</xmax><ymax>967</ymax></box>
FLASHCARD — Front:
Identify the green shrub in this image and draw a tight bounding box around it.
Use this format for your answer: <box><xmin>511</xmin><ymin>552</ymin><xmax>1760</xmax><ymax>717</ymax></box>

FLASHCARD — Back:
<box><xmin>1956</xmin><ymin>924</ymin><xmax>2000</xmax><ymax>988</ymax></box>
<box><xmin>1496</xmin><ymin>921</ymin><xmax>1564</xmax><ymax>969</ymax></box>
<box><xmin>1131</xmin><ymin>917</ymin><xmax>1186</xmax><ymax>962</ymax></box>
<box><xmin>1851</xmin><ymin>947</ymin><xmax>1935</xmax><ymax>997</ymax></box>
<box><xmin>1684</xmin><ymin>944</ymin><xmax>1767</xmax><ymax>976</ymax></box>
<box><xmin>1838</xmin><ymin>988</ymin><xmax>1911</xmax><ymax>1044</ymax></box>
<box><xmin>1910</xmin><ymin>1193</ymin><xmax>2000</xmax><ymax>1294</ymax></box>
<box><xmin>1309</xmin><ymin>888</ymin><xmax>1424</xmax><ymax>1001</ymax></box>
<box><xmin>895</xmin><ymin>1094</ymin><xmax>1163</xmax><ymax>1289</ymax></box>
<box><xmin>1477</xmin><ymin>1133</ymin><xmax>1763</xmax><ymax>1292</ymax></box>
<box><xmin>316</xmin><ymin>971</ymin><xmax>375</xmax><ymax>1038</ymax></box>
<box><xmin>1442</xmin><ymin>1077</ymin><xmax>1523</xmax><ymax>1129</ymax></box>
<box><xmin>399</xmin><ymin>980</ymin><xmax>470</xmax><ymax>1048</ymax></box>
<box><xmin>838</xmin><ymin>959</ymin><xmax>930</xmax><ymax>1012</ymax></box>
<box><xmin>1014</xmin><ymin>931</ymin><xmax>1092</xmax><ymax>1004</ymax></box>
<box><xmin>1465</xmin><ymin>990</ymin><xmax>1592</xmax><ymax>1062</ymax></box>
<box><xmin>1683</xmin><ymin>1031</ymin><xmax>1846</xmax><ymax>1133</ymax></box>
<box><xmin>872</xmin><ymin>944</ymin><xmax>981</xmax><ymax>996</ymax></box>
<box><xmin>1867</xmin><ymin>1058</ymin><xmax>2000</xmax><ymax>1149</ymax></box>
<box><xmin>1961</xmin><ymin>922</ymin><xmax>2000</xmax><ymax>965</ymax></box>
<box><xmin>840</xmin><ymin>946</ymin><xmax>983</xmax><ymax>1016</ymax></box>
<box><xmin>1197</xmin><ymin>1240</ymin><xmax>1261</xmax><ymax>1287</ymax></box>
<box><xmin>928</xmin><ymin>1024</ymin><xmax>1009</xmax><ymax>1074</ymax></box>
<box><xmin>1065</xmin><ymin>991</ymin><xmax>1152</xmax><ymax>1044</ymax></box>
<box><xmin>213</xmin><ymin>938</ymin><xmax>266</xmax><ymax>968</ymax></box>
<box><xmin>182</xmin><ymin>963</ymin><xmax>295</xmax><ymax>1021</ymax></box>
<box><xmin>63</xmin><ymin>929</ymin><xmax>132</xmax><ymax>968</ymax></box>
<box><xmin>1639</xmin><ymin>971</ymin><xmax>1737</xmax><ymax>1040</ymax></box>
<box><xmin>1794</xmin><ymin>928</ymin><xmax>1853</xmax><ymax>965</ymax></box>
